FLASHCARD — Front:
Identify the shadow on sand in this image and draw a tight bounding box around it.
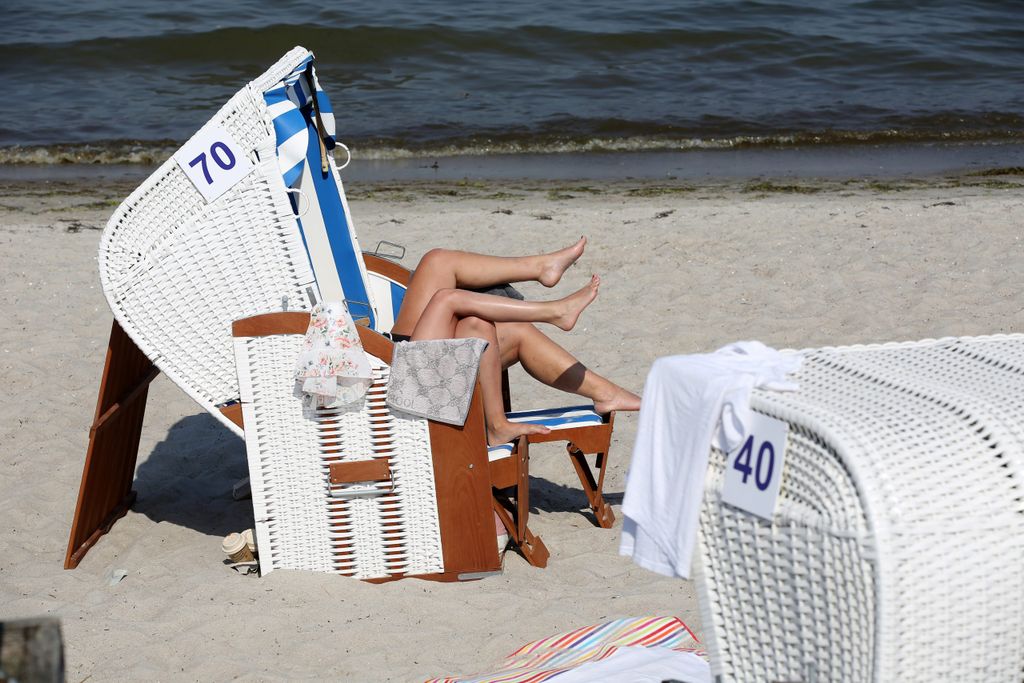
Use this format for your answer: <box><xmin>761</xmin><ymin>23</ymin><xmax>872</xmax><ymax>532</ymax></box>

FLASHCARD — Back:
<box><xmin>133</xmin><ymin>413</ymin><xmax>253</xmax><ymax>537</ymax></box>
<box><xmin>131</xmin><ymin>412</ymin><xmax>619</xmax><ymax>535</ymax></box>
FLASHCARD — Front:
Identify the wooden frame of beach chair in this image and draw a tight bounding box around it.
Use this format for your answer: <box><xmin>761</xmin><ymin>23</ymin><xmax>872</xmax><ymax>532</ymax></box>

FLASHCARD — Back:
<box><xmin>65</xmin><ymin>321</ymin><xmax>158</xmax><ymax>568</ymax></box>
<box><xmin>66</xmin><ymin>317</ymin><xmax>553</xmax><ymax>573</ymax></box>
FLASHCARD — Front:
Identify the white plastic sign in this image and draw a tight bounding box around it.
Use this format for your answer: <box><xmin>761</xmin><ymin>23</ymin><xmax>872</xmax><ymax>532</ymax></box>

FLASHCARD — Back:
<box><xmin>174</xmin><ymin>125</ymin><xmax>253</xmax><ymax>202</ymax></box>
<box><xmin>721</xmin><ymin>412</ymin><xmax>789</xmax><ymax>520</ymax></box>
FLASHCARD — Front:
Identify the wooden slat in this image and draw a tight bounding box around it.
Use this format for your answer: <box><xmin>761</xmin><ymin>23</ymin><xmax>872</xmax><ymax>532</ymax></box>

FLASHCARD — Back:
<box><xmin>219</xmin><ymin>402</ymin><xmax>244</xmax><ymax>429</ymax></box>
<box><xmin>329</xmin><ymin>459</ymin><xmax>391</xmax><ymax>484</ymax></box>
<box><xmin>65</xmin><ymin>320</ymin><xmax>155</xmax><ymax>569</ymax></box>
<box><xmin>232</xmin><ymin>311</ymin><xmax>311</xmax><ymax>338</ymax></box>
<box><xmin>90</xmin><ymin>366</ymin><xmax>160</xmax><ymax>435</ymax></box>
<box><xmin>525</xmin><ymin>419</ymin><xmax>612</xmax><ymax>452</ymax></box>
<box><xmin>427</xmin><ymin>384</ymin><xmax>502</xmax><ymax>576</ymax></box>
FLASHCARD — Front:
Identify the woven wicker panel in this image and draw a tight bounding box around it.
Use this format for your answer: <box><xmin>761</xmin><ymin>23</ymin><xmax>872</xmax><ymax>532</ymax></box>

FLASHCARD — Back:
<box><xmin>697</xmin><ymin>334</ymin><xmax>1024</xmax><ymax>683</ymax></box>
<box><xmin>234</xmin><ymin>332</ymin><xmax>444</xmax><ymax>580</ymax></box>
<box><xmin>98</xmin><ymin>47</ymin><xmax>317</xmax><ymax>435</ymax></box>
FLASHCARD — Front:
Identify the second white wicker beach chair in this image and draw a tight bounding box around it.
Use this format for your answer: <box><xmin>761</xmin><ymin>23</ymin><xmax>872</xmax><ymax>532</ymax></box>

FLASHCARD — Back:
<box><xmin>695</xmin><ymin>334</ymin><xmax>1024</xmax><ymax>682</ymax></box>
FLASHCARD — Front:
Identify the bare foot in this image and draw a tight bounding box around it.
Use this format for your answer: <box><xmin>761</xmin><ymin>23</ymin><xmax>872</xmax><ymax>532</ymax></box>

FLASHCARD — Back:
<box><xmin>552</xmin><ymin>274</ymin><xmax>600</xmax><ymax>331</ymax></box>
<box><xmin>593</xmin><ymin>385</ymin><xmax>642</xmax><ymax>414</ymax></box>
<box><xmin>488</xmin><ymin>420</ymin><xmax>551</xmax><ymax>447</ymax></box>
<box><xmin>538</xmin><ymin>236</ymin><xmax>587</xmax><ymax>287</ymax></box>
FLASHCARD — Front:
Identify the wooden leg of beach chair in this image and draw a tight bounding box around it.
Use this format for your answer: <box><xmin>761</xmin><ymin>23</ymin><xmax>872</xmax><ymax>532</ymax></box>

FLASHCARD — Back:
<box><xmin>492</xmin><ymin>496</ymin><xmax>549</xmax><ymax>569</ymax></box>
<box><xmin>512</xmin><ymin>439</ymin><xmax>549</xmax><ymax>567</ymax></box>
<box><xmin>490</xmin><ymin>440</ymin><xmax>549</xmax><ymax>568</ymax></box>
<box><xmin>65</xmin><ymin>320</ymin><xmax>158</xmax><ymax>569</ymax></box>
<box><xmin>567</xmin><ymin>443</ymin><xmax>615</xmax><ymax>529</ymax></box>
<box><xmin>528</xmin><ymin>412</ymin><xmax>617</xmax><ymax>529</ymax></box>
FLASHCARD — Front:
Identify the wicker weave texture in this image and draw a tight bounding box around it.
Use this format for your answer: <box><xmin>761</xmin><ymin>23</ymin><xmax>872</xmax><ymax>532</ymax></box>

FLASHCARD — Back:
<box><xmin>98</xmin><ymin>47</ymin><xmax>317</xmax><ymax>435</ymax></box>
<box><xmin>234</xmin><ymin>332</ymin><xmax>444</xmax><ymax>580</ymax></box>
<box><xmin>697</xmin><ymin>334</ymin><xmax>1024</xmax><ymax>683</ymax></box>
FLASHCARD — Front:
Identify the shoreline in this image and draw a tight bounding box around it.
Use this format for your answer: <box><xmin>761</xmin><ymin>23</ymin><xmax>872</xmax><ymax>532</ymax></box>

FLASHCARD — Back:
<box><xmin>1</xmin><ymin>163</ymin><xmax>1022</xmax><ymax>211</ymax></box>
<box><xmin>2</xmin><ymin>141</ymin><xmax>1023</xmax><ymax>187</ymax></box>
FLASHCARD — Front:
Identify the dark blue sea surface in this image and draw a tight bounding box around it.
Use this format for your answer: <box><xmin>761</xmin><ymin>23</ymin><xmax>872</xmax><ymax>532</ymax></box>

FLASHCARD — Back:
<box><xmin>3</xmin><ymin>0</ymin><xmax>1023</xmax><ymax>164</ymax></box>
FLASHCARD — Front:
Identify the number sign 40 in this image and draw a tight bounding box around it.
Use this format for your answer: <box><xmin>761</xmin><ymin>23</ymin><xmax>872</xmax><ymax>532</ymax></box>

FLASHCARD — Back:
<box><xmin>720</xmin><ymin>412</ymin><xmax>790</xmax><ymax>521</ymax></box>
<box><xmin>174</xmin><ymin>125</ymin><xmax>254</xmax><ymax>203</ymax></box>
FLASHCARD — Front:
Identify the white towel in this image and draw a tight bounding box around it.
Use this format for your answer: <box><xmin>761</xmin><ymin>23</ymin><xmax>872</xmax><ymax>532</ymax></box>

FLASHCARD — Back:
<box><xmin>620</xmin><ymin>341</ymin><xmax>802</xmax><ymax>579</ymax></box>
<box><xmin>294</xmin><ymin>301</ymin><xmax>374</xmax><ymax>408</ymax></box>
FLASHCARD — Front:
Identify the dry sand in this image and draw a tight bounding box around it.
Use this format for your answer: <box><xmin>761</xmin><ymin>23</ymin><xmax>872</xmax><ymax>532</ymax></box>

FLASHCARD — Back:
<box><xmin>1</xmin><ymin>174</ymin><xmax>1022</xmax><ymax>681</ymax></box>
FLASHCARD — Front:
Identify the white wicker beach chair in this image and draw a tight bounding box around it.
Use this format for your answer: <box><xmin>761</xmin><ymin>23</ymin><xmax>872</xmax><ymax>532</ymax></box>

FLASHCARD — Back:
<box><xmin>695</xmin><ymin>334</ymin><xmax>1024</xmax><ymax>682</ymax></box>
<box><xmin>69</xmin><ymin>46</ymin><xmax>617</xmax><ymax>570</ymax></box>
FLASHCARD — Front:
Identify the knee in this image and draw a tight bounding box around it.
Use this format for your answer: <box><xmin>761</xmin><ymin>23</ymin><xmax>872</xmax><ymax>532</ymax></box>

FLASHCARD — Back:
<box><xmin>497</xmin><ymin>322</ymin><xmax>535</xmax><ymax>347</ymax></box>
<box><xmin>456</xmin><ymin>315</ymin><xmax>495</xmax><ymax>339</ymax></box>
<box><xmin>417</xmin><ymin>248</ymin><xmax>454</xmax><ymax>272</ymax></box>
<box><xmin>496</xmin><ymin>322</ymin><xmax>531</xmax><ymax>361</ymax></box>
<box><xmin>428</xmin><ymin>287</ymin><xmax>461</xmax><ymax>310</ymax></box>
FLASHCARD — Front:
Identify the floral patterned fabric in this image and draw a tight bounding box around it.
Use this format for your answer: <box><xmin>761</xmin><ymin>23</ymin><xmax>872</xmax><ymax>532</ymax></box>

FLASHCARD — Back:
<box><xmin>294</xmin><ymin>301</ymin><xmax>373</xmax><ymax>408</ymax></box>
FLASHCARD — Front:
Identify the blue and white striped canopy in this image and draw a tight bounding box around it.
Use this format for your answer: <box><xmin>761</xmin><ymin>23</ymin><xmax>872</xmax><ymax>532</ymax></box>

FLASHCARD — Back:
<box><xmin>264</xmin><ymin>55</ymin><xmax>337</xmax><ymax>188</ymax></box>
<box><xmin>261</xmin><ymin>52</ymin><xmax>377</xmax><ymax>329</ymax></box>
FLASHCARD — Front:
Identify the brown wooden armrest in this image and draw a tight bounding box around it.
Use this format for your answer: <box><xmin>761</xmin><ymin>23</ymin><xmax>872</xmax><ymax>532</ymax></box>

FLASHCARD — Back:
<box><xmin>363</xmin><ymin>252</ymin><xmax>412</xmax><ymax>286</ymax></box>
<box><xmin>231</xmin><ymin>312</ymin><xmax>393</xmax><ymax>361</ymax></box>
<box><xmin>232</xmin><ymin>311</ymin><xmax>312</xmax><ymax>337</ymax></box>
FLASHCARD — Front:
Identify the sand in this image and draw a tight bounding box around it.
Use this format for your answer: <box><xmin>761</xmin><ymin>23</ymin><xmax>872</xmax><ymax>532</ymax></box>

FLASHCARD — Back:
<box><xmin>1</xmin><ymin>174</ymin><xmax>1022</xmax><ymax>681</ymax></box>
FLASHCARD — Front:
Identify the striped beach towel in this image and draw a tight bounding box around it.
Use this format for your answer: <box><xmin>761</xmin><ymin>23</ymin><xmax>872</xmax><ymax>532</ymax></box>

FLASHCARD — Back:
<box><xmin>425</xmin><ymin>616</ymin><xmax>706</xmax><ymax>683</ymax></box>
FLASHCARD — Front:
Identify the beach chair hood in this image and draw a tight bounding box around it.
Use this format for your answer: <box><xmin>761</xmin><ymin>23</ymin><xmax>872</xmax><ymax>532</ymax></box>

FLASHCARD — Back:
<box><xmin>97</xmin><ymin>47</ymin><xmax>376</xmax><ymax>435</ymax></box>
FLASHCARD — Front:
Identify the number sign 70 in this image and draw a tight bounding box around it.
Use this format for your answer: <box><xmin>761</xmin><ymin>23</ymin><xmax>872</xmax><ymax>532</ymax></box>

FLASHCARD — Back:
<box><xmin>174</xmin><ymin>125</ymin><xmax>253</xmax><ymax>203</ymax></box>
<box><xmin>188</xmin><ymin>142</ymin><xmax>237</xmax><ymax>185</ymax></box>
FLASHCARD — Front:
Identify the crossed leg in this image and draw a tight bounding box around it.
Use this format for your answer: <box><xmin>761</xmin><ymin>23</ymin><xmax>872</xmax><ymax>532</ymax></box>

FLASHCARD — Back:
<box><xmin>409</xmin><ymin>281</ymin><xmax>601</xmax><ymax>445</ymax></box>
<box><xmin>496</xmin><ymin>322</ymin><xmax>641</xmax><ymax>415</ymax></box>
<box><xmin>389</xmin><ymin>238</ymin><xmax>639</xmax><ymax>446</ymax></box>
<box><xmin>390</xmin><ymin>237</ymin><xmax>587</xmax><ymax>337</ymax></box>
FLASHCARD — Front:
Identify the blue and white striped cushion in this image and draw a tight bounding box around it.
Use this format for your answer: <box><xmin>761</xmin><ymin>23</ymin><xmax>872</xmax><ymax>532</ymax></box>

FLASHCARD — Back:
<box><xmin>366</xmin><ymin>271</ymin><xmax>406</xmax><ymax>334</ymax></box>
<box><xmin>506</xmin><ymin>405</ymin><xmax>604</xmax><ymax>429</ymax></box>
<box><xmin>488</xmin><ymin>405</ymin><xmax>604</xmax><ymax>461</ymax></box>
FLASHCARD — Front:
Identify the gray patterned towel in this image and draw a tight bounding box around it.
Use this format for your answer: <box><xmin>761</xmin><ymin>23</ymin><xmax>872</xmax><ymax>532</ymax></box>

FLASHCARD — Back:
<box><xmin>386</xmin><ymin>338</ymin><xmax>489</xmax><ymax>425</ymax></box>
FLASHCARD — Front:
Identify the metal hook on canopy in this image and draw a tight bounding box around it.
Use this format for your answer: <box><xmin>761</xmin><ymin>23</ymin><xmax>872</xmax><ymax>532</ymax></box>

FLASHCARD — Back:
<box><xmin>285</xmin><ymin>188</ymin><xmax>310</xmax><ymax>218</ymax></box>
<box><xmin>335</xmin><ymin>142</ymin><xmax>352</xmax><ymax>171</ymax></box>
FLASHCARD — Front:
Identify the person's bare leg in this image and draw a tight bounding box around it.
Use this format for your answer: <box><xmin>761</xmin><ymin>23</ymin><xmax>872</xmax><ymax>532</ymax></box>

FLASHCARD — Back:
<box><xmin>392</xmin><ymin>237</ymin><xmax>586</xmax><ymax>336</ymax></box>
<box><xmin>454</xmin><ymin>317</ymin><xmax>551</xmax><ymax>446</ymax></box>
<box><xmin>409</xmin><ymin>277</ymin><xmax>600</xmax><ymax>339</ymax></box>
<box><xmin>497</xmin><ymin>322</ymin><xmax>641</xmax><ymax>413</ymax></box>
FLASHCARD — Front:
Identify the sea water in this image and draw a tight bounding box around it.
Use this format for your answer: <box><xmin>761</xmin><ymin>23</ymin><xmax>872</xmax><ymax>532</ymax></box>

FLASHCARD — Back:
<box><xmin>3</xmin><ymin>0</ymin><xmax>1022</xmax><ymax>176</ymax></box>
